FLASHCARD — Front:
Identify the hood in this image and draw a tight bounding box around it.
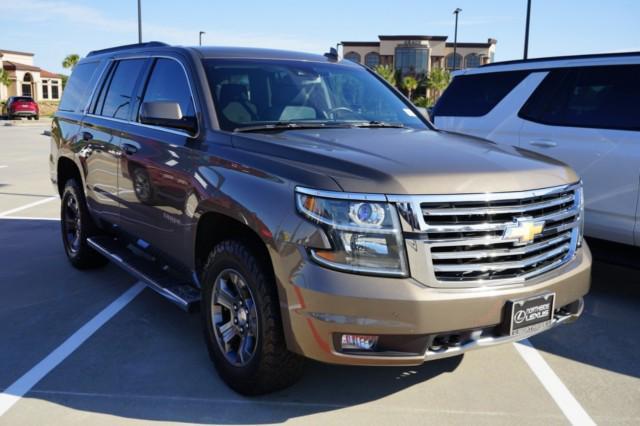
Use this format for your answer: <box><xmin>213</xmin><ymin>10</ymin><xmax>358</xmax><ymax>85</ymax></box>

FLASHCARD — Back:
<box><xmin>231</xmin><ymin>128</ymin><xmax>579</xmax><ymax>195</ymax></box>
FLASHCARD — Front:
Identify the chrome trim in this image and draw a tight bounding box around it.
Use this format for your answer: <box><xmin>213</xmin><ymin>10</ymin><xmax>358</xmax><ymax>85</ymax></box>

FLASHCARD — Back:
<box><xmin>421</xmin><ymin>193</ymin><xmax>574</xmax><ymax>216</ymax></box>
<box><xmin>432</xmin><ymin>243</ymin><xmax>570</xmax><ymax>273</ymax></box>
<box><xmin>430</xmin><ymin>232</ymin><xmax>572</xmax><ymax>260</ymax></box>
<box><xmin>295</xmin><ymin>186</ymin><xmax>387</xmax><ymax>202</ymax></box>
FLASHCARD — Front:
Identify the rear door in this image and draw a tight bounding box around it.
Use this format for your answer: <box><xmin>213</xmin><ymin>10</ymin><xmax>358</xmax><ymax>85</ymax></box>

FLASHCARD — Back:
<box><xmin>518</xmin><ymin>65</ymin><xmax>640</xmax><ymax>245</ymax></box>
<box><xmin>116</xmin><ymin>57</ymin><xmax>200</xmax><ymax>267</ymax></box>
<box><xmin>81</xmin><ymin>58</ymin><xmax>148</xmax><ymax>225</ymax></box>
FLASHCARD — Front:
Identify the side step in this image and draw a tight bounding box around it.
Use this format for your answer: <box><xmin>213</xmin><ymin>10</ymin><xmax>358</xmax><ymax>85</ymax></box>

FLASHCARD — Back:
<box><xmin>87</xmin><ymin>236</ymin><xmax>201</xmax><ymax>312</ymax></box>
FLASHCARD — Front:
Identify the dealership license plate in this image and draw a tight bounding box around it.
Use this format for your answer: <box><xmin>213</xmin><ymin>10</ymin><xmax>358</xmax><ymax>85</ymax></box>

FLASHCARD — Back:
<box><xmin>507</xmin><ymin>293</ymin><xmax>555</xmax><ymax>337</ymax></box>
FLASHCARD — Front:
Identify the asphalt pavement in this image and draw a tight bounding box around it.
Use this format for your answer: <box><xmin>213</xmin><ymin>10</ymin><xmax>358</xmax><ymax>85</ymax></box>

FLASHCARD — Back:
<box><xmin>0</xmin><ymin>124</ymin><xmax>638</xmax><ymax>425</ymax></box>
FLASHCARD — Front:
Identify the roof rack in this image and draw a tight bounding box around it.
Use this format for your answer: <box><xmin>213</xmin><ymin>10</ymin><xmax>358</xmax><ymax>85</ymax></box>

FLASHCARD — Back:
<box><xmin>482</xmin><ymin>50</ymin><xmax>640</xmax><ymax>68</ymax></box>
<box><xmin>87</xmin><ymin>41</ymin><xmax>169</xmax><ymax>57</ymax></box>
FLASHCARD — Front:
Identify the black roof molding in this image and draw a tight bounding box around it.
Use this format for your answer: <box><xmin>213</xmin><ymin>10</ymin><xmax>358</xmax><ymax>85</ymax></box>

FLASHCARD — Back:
<box><xmin>483</xmin><ymin>50</ymin><xmax>640</xmax><ymax>68</ymax></box>
<box><xmin>87</xmin><ymin>41</ymin><xmax>169</xmax><ymax>57</ymax></box>
<box><xmin>341</xmin><ymin>41</ymin><xmax>381</xmax><ymax>47</ymax></box>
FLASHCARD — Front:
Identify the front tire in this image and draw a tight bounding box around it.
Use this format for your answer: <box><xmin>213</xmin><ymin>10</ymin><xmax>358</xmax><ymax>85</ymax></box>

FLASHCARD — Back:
<box><xmin>202</xmin><ymin>240</ymin><xmax>304</xmax><ymax>395</ymax></box>
<box><xmin>60</xmin><ymin>179</ymin><xmax>108</xmax><ymax>269</ymax></box>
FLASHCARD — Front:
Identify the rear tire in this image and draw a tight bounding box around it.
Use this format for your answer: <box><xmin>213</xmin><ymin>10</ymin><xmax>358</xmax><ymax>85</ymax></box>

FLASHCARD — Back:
<box><xmin>201</xmin><ymin>240</ymin><xmax>304</xmax><ymax>395</ymax></box>
<box><xmin>60</xmin><ymin>179</ymin><xmax>108</xmax><ymax>269</ymax></box>
<box><xmin>35</xmin><ymin>115</ymin><xmax>40</xmax><ymax>120</ymax></box>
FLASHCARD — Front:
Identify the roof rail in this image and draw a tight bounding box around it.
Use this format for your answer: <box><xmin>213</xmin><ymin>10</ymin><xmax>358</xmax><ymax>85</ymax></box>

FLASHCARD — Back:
<box><xmin>482</xmin><ymin>50</ymin><xmax>640</xmax><ymax>68</ymax></box>
<box><xmin>87</xmin><ymin>41</ymin><xmax>169</xmax><ymax>57</ymax></box>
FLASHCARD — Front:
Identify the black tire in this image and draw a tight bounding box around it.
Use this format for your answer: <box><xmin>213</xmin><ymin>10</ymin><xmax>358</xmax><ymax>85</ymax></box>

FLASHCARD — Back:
<box><xmin>35</xmin><ymin>115</ymin><xmax>40</xmax><ymax>120</ymax></box>
<box><xmin>60</xmin><ymin>179</ymin><xmax>108</xmax><ymax>269</ymax></box>
<box><xmin>201</xmin><ymin>240</ymin><xmax>304</xmax><ymax>395</ymax></box>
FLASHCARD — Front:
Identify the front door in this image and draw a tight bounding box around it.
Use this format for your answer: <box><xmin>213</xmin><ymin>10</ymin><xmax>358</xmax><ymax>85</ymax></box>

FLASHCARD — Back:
<box><xmin>117</xmin><ymin>57</ymin><xmax>200</xmax><ymax>268</ymax></box>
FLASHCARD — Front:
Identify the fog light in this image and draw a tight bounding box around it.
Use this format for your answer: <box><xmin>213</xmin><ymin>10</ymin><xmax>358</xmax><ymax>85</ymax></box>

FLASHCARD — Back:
<box><xmin>341</xmin><ymin>334</ymin><xmax>379</xmax><ymax>351</ymax></box>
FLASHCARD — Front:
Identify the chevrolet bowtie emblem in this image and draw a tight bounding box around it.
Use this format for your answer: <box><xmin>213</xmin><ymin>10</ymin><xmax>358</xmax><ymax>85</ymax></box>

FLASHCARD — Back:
<box><xmin>503</xmin><ymin>217</ymin><xmax>545</xmax><ymax>244</ymax></box>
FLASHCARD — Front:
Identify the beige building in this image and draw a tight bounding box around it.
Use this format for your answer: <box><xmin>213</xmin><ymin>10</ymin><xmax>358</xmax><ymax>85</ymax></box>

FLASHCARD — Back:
<box><xmin>341</xmin><ymin>35</ymin><xmax>497</xmax><ymax>74</ymax></box>
<box><xmin>0</xmin><ymin>49</ymin><xmax>63</xmax><ymax>102</ymax></box>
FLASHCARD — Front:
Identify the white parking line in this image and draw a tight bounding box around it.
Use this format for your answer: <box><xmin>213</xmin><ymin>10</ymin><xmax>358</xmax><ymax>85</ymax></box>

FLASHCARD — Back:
<box><xmin>0</xmin><ymin>216</ymin><xmax>59</xmax><ymax>221</ymax></box>
<box><xmin>0</xmin><ymin>197</ymin><xmax>57</xmax><ymax>217</ymax></box>
<box><xmin>514</xmin><ymin>339</ymin><xmax>595</xmax><ymax>426</ymax></box>
<box><xmin>0</xmin><ymin>282</ymin><xmax>146</xmax><ymax>417</ymax></box>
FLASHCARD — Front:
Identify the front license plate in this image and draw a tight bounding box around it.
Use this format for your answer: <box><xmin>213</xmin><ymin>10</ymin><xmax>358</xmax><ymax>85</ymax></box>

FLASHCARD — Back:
<box><xmin>507</xmin><ymin>293</ymin><xmax>555</xmax><ymax>337</ymax></box>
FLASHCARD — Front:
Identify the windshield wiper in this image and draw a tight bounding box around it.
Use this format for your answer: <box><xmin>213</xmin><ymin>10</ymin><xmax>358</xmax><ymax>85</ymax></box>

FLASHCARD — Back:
<box><xmin>234</xmin><ymin>122</ymin><xmax>350</xmax><ymax>133</ymax></box>
<box><xmin>352</xmin><ymin>121</ymin><xmax>407</xmax><ymax>129</ymax></box>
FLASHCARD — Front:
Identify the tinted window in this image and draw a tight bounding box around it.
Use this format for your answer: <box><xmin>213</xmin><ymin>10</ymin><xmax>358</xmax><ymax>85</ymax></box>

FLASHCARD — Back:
<box><xmin>139</xmin><ymin>58</ymin><xmax>195</xmax><ymax>120</ymax></box>
<box><xmin>97</xmin><ymin>59</ymin><xmax>145</xmax><ymax>120</ymax></box>
<box><xmin>58</xmin><ymin>62</ymin><xmax>99</xmax><ymax>112</ymax></box>
<box><xmin>519</xmin><ymin>65</ymin><xmax>640</xmax><ymax>131</ymax></box>
<box><xmin>204</xmin><ymin>59</ymin><xmax>428</xmax><ymax>132</ymax></box>
<box><xmin>433</xmin><ymin>71</ymin><xmax>529</xmax><ymax>117</ymax></box>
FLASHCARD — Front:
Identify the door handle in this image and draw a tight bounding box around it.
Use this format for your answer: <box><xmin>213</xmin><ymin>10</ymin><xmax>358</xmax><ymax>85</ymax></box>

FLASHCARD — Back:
<box><xmin>121</xmin><ymin>142</ymin><xmax>139</xmax><ymax>155</ymax></box>
<box><xmin>82</xmin><ymin>131</ymin><xmax>93</xmax><ymax>141</ymax></box>
<box><xmin>529</xmin><ymin>139</ymin><xmax>557</xmax><ymax>148</ymax></box>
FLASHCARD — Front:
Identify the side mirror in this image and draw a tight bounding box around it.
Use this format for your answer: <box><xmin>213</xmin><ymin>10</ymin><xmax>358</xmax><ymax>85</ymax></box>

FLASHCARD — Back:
<box><xmin>140</xmin><ymin>101</ymin><xmax>197</xmax><ymax>134</ymax></box>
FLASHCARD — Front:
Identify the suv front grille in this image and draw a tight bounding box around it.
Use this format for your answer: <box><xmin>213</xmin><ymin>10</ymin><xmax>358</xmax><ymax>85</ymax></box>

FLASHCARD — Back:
<box><xmin>394</xmin><ymin>183</ymin><xmax>583</xmax><ymax>287</ymax></box>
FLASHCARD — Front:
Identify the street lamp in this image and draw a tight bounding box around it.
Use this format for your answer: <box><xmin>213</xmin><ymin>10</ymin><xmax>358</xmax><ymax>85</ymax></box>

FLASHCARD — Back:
<box><xmin>199</xmin><ymin>31</ymin><xmax>206</xmax><ymax>46</ymax></box>
<box><xmin>524</xmin><ymin>0</ymin><xmax>532</xmax><ymax>59</ymax></box>
<box><xmin>137</xmin><ymin>0</ymin><xmax>142</xmax><ymax>43</ymax></box>
<box><xmin>452</xmin><ymin>8</ymin><xmax>462</xmax><ymax>71</ymax></box>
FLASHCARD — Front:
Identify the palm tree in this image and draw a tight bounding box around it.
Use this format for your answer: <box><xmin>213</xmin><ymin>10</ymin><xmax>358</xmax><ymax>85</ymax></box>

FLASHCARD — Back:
<box><xmin>402</xmin><ymin>75</ymin><xmax>418</xmax><ymax>100</ymax></box>
<box><xmin>427</xmin><ymin>67</ymin><xmax>452</xmax><ymax>103</ymax></box>
<box><xmin>62</xmin><ymin>54</ymin><xmax>80</xmax><ymax>70</ymax></box>
<box><xmin>373</xmin><ymin>64</ymin><xmax>396</xmax><ymax>87</ymax></box>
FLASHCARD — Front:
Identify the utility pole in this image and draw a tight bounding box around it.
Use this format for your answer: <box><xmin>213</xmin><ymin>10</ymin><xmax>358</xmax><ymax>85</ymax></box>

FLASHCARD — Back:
<box><xmin>524</xmin><ymin>0</ymin><xmax>532</xmax><ymax>59</ymax></box>
<box><xmin>453</xmin><ymin>8</ymin><xmax>462</xmax><ymax>70</ymax></box>
<box><xmin>199</xmin><ymin>31</ymin><xmax>206</xmax><ymax>46</ymax></box>
<box><xmin>137</xmin><ymin>0</ymin><xmax>142</xmax><ymax>43</ymax></box>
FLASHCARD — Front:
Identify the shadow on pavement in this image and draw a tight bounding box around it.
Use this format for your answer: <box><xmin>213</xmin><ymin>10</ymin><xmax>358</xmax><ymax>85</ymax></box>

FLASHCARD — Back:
<box><xmin>530</xmin><ymin>238</ymin><xmax>640</xmax><ymax>378</ymax></box>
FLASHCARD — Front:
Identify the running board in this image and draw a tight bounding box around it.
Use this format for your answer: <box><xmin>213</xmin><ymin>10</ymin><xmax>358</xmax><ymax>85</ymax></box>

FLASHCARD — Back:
<box><xmin>87</xmin><ymin>236</ymin><xmax>201</xmax><ymax>312</ymax></box>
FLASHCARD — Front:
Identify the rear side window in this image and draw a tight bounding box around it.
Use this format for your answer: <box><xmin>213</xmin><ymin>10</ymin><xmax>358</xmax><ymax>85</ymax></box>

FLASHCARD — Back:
<box><xmin>139</xmin><ymin>58</ymin><xmax>195</xmax><ymax>120</ymax></box>
<box><xmin>519</xmin><ymin>65</ymin><xmax>640</xmax><ymax>131</ymax></box>
<box><xmin>95</xmin><ymin>59</ymin><xmax>146</xmax><ymax>120</ymax></box>
<box><xmin>58</xmin><ymin>62</ymin><xmax>99</xmax><ymax>112</ymax></box>
<box><xmin>433</xmin><ymin>71</ymin><xmax>529</xmax><ymax>117</ymax></box>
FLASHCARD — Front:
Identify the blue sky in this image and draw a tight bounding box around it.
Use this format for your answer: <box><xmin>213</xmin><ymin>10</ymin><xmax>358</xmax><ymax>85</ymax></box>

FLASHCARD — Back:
<box><xmin>2</xmin><ymin>0</ymin><xmax>639</xmax><ymax>74</ymax></box>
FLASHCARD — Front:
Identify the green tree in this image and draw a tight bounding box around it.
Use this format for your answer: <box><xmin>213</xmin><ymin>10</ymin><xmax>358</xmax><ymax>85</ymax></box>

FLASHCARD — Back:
<box><xmin>0</xmin><ymin>69</ymin><xmax>11</xmax><ymax>89</ymax></box>
<box><xmin>59</xmin><ymin>74</ymin><xmax>69</xmax><ymax>89</ymax></box>
<box><xmin>426</xmin><ymin>67</ymin><xmax>451</xmax><ymax>103</ymax></box>
<box><xmin>373</xmin><ymin>64</ymin><xmax>396</xmax><ymax>87</ymax></box>
<box><xmin>402</xmin><ymin>75</ymin><xmax>418</xmax><ymax>100</ymax></box>
<box><xmin>62</xmin><ymin>54</ymin><xmax>80</xmax><ymax>70</ymax></box>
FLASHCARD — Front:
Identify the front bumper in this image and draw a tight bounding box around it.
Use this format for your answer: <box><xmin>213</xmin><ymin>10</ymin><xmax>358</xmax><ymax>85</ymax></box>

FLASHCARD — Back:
<box><xmin>276</xmin><ymin>243</ymin><xmax>591</xmax><ymax>366</ymax></box>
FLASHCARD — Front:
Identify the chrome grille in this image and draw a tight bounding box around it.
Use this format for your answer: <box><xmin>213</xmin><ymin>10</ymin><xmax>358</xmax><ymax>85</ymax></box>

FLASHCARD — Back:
<box><xmin>392</xmin><ymin>183</ymin><xmax>583</xmax><ymax>287</ymax></box>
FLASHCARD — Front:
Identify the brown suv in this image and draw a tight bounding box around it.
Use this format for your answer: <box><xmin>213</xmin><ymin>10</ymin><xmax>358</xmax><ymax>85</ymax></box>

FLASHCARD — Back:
<box><xmin>51</xmin><ymin>42</ymin><xmax>591</xmax><ymax>395</ymax></box>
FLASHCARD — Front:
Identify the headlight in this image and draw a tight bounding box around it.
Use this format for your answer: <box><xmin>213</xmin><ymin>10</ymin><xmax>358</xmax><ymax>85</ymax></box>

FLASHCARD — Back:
<box><xmin>295</xmin><ymin>188</ymin><xmax>408</xmax><ymax>277</ymax></box>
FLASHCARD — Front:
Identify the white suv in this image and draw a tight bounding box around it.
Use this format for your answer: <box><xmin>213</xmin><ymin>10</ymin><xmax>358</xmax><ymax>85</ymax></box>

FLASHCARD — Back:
<box><xmin>433</xmin><ymin>52</ymin><xmax>640</xmax><ymax>246</ymax></box>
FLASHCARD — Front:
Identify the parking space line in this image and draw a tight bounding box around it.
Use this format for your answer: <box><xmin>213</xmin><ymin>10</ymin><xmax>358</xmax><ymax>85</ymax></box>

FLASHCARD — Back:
<box><xmin>0</xmin><ymin>216</ymin><xmax>59</xmax><ymax>221</ymax></box>
<box><xmin>0</xmin><ymin>282</ymin><xmax>146</xmax><ymax>417</ymax></box>
<box><xmin>514</xmin><ymin>339</ymin><xmax>595</xmax><ymax>426</ymax></box>
<box><xmin>0</xmin><ymin>196</ymin><xmax>57</xmax><ymax>217</ymax></box>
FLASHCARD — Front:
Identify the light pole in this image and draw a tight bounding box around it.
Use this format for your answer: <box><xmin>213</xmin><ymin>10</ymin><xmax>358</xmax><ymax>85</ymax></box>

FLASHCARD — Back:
<box><xmin>199</xmin><ymin>31</ymin><xmax>206</xmax><ymax>46</ymax></box>
<box><xmin>524</xmin><ymin>0</ymin><xmax>532</xmax><ymax>59</ymax></box>
<box><xmin>452</xmin><ymin>8</ymin><xmax>462</xmax><ymax>71</ymax></box>
<box><xmin>137</xmin><ymin>0</ymin><xmax>142</xmax><ymax>43</ymax></box>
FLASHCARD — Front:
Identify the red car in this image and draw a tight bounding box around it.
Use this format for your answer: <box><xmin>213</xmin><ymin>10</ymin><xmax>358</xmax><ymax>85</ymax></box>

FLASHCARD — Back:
<box><xmin>2</xmin><ymin>96</ymin><xmax>39</xmax><ymax>120</ymax></box>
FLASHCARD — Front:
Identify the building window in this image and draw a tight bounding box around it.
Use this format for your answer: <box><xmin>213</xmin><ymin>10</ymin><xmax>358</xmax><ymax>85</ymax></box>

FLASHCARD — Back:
<box><xmin>465</xmin><ymin>53</ymin><xmax>481</xmax><ymax>68</ymax></box>
<box><xmin>51</xmin><ymin>82</ymin><xmax>59</xmax><ymax>99</ymax></box>
<box><xmin>395</xmin><ymin>47</ymin><xmax>429</xmax><ymax>75</ymax></box>
<box><xmin>344</xmin><ymin>52</ymin><xmax>361</xmax><ymax>63</ymax></box>
<box><xmin>364</xmin><ymin>52</ymin><xmax>380</xmax><ymax>68</ymax></box>
<box><xmin>42</xmin><ymin>84</ymin><xmax>49</xmax><ymax>99</ymax></box>
<box><xmin>445</xmin><ymin>53</ymin><xmax>463</xmax><ymax>70</ymax></box>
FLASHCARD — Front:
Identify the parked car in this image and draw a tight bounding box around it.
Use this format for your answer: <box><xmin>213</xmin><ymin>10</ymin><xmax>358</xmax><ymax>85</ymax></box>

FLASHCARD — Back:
<box><xmin>432</xmin><ymin>52</ymin><xmax>640</xmax><ymax>246</ymax></box>
<box><xmin>51</xmin><ymin>42</ymin><xmax>591</xmax><ymax>395</ymax></box>
<box><xmin>2</xmin><ymin>96</ymin><xmax>39</xmax><ymax>120</ymax></box>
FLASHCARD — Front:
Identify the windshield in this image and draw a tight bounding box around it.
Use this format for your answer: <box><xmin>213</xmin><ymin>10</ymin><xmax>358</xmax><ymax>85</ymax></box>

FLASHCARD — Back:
<box><xmin>203</xmin><ymin>58</ymin><xmax>429</xmax><ymax>132</ymax></box>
